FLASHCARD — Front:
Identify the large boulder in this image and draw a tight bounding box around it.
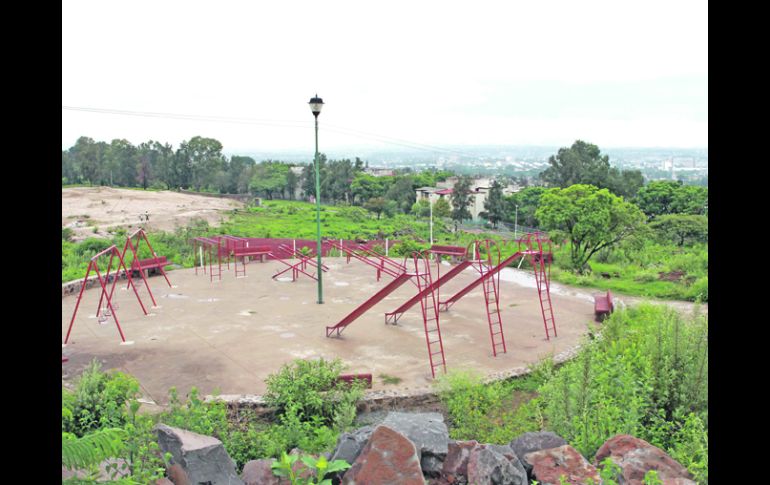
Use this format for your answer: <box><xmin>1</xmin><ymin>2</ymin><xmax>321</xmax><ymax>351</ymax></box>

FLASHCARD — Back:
<box><xmin>467</xmin><ymin>446</ymin><xmax>528</xmax><ymax>485</ymax></box>
<box><xmin>509</xmin><ymin>431</ymin><xmax>567</xmax><ymax>476</ymax></box>
<box><xmin>594</xmin><ymin>435</ymin><xmax>696</xmax><ymax>485</ymax></box>
<box><xmin>381</xmin><ymin>411</ymin><xmax>449</xmax><ymax>476</ymax></box>
<box><xmin>342</xmin><ymin>425</ymin><xmax>425</xmax><ymax>485</ymax></box>
<box><xmin>241</xmin><ymin>459</ymin><xmax>287</xmax><ymax>485</ymax></box>
<box><xmin>439</xmin><ymin>440</ymin><xmax>479</xmax><ymax>484</ymax></box>
<box><xmin>155</xmin><ymin>424</ymin><xmax>244</xmax><ymax>485</ymax></box>
<box><xmin>523</xmin><ymin>445</ymin><xmax>600</xmax><ymax>485</ymax></box>
<box><xmin>485</xmin><ymin>444</ymin><xmax>527</xmax><ymax>480</ymax></box>
<box><xmin>331</xmin><ymin>425</ymin><xmax>375</xmax><ymax>466</ymax></box>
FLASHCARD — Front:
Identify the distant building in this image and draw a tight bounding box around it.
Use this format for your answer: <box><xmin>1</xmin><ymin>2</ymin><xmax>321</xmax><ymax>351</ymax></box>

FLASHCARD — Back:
<box><xmin>364</xmin><ymin>167</ymin><xmax>395</xmax><ymax>177</ymax></box>
<box><xmin>416</xmin><ymin>177</ymin><xmax>519</xmax><ymax>221</ymax></box>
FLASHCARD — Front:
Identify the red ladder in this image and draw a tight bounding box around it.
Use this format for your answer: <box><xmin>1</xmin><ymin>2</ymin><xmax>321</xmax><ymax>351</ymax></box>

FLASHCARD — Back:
<box><xmin>526</xmin><ymin>234</ymin><xmax>557</xmax><ymax>339</ymax></box>
<box><xmin>412</xmin><ymin>252</ymin><xmax>446</xmax><ymax>378</ymax></box>
<box><xmin>476</xmin><ymin>240</ymin><xmax>507</xmax><ymax>356</ymax></box>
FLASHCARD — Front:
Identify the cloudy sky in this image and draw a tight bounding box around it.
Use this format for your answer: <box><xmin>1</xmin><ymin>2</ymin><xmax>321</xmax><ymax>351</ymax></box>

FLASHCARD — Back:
<box><xmin>62</xmin><ymin>1</ymin><xmax>708</xmax><ymax>154</ymax></box>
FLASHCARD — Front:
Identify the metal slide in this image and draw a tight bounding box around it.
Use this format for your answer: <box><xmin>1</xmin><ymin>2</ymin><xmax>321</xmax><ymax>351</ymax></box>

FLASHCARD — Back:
<box><xmin>326</xmin><ymin>272</ymin><xmax>412</xmax><ymax>337</ymax></box>
<box><xmin>384</xmin><ymin>260</ymin><xmax>472</xmax><ymax>324</ymax></box>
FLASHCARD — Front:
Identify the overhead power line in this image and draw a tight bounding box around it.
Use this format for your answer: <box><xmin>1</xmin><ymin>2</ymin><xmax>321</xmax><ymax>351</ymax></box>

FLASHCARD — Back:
<box><xmin>62</xmin><ymin>105</ymin><xmax>478</xmax><ymax>158</ymax></box>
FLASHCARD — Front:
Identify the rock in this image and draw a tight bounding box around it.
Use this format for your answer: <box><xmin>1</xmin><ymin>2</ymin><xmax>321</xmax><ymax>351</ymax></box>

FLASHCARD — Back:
<box><xmin>342</xmin><ymin>425</ymin><xmax>425</xmax><ymax>485</ymax></box>
<box><xmin>439</xmin><ymin>440</ymin><xmax>479</xmax><ymax>484</ymax></box>
<box><xmin>331</xmin><ymin>425</ymin><xmax>375</xmax><ymax>465</ymax></box>
<box><xmin>523</xmin><ymin>445</ymin><xmax>600</xmax><ymax>485</ymax></box>
<box><xmin>381</xmin><ymin>411</ymin><xmax>449</xmax><ymax>476</ymax></box>
<box><xmin>594</xmin><ymin>434</ymin><xmax>696</xmax><ymax>485</ymax></box>
<box><xmin>509</xmin><ymin>431</ymin><xmax>567</xmax><ymax>475</ymax></box>
<box><xmin>241</xmin><ymin>459</ymin><xmax>287</xmax><ymax>485</ymax></box>
<box><xmin>155</xmin><ymin>479</ymin><xmax>174</xmax><ymax>485</ymax></box>
<box><xmin>155</xmin><ymin>424</ymin><xmax>244</xmax><ymax>485</ymax></box>
<box><xmin>485</xmin><ymin>444</ymin><xmax>527</xmax><ymax>480</ymax></box>
<box><xmin>166</xmin><ymin>463</ymin><xmax>190</xmax><ymax>485</ymax></box>
<box><xmin>467</xmin><ymin>446</ymin><xmax>528</xmax><ymax>485</ymax></box>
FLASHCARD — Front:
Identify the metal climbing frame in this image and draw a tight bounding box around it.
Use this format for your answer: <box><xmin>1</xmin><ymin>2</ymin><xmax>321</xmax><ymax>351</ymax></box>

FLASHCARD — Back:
<box><xmin>270</xmin><ymin>245</ymin><xmax>319</xmax><ymax>282</ymax></box>
<box><xmin>329</xmin><ymin>241</ymin><xmax>402</xmax><ymax>281</ymax></box>
<box><xmin>522</xmin><ymin>233</ymin><xmax>557</xmax><ymax>339</ymax></box>
<box><xmin>64</xmin><ymin>245</ymin><xmax>147</xmax><ymax>344</ymax></box>
<box><xmin>193</xmin><ymin>237</ymin><xmax>223</xmax><ymax>282</ymax></box>
<box><xmin>410</xmin><ymin>251</ymin><xmax>446</xmax><ymax>378</ymax></box>
<box><xmin>121</xmin><ymin>228</ymin><xmax>172</xmax><ymax>307</ymax></box>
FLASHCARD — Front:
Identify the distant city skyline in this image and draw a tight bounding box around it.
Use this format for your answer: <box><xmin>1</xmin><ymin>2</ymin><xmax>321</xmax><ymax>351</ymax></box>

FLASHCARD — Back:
<box><xmin>63</xmin><ymin>1</ymin><xmax>707</xmax><ymax>152</ymax></box>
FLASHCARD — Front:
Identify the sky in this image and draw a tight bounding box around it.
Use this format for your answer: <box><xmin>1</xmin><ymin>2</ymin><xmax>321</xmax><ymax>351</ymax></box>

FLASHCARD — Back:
<box><xmin>62</xmin><ymin>1</ymin><xmax>708</xmax><ymax>154</ymax></box>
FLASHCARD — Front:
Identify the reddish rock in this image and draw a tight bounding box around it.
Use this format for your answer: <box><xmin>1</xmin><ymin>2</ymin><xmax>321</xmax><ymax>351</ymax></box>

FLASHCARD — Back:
<box><xmin>594</xmin><ymin>435</ymin><xmax>695</xmax><ymax>485</ymax></box>
<box><xmin>241</xmin><ymin>459</ymin><xmax>288</xmax><ymax>485</ymax></box>
<box><xmin>155</xmin><ymin>479</ymin><xmax>174</xmax><ymax>485</ymax></box>
<box><xmin>524</xmin><ymin>445</ymin><xmax>600</xmax><ymax>485</ymax></box>
<box><xmin>166</xmin><ymin>463</ymin><xmax>190</xmax><ymax>485</ymax></box>
<box><xmin>342</xmin><ymin>425</ymin><xmax>425</xmax><ymax>485</ymax></box>
<box><xmin>439</xmin><ymin>440</ymin><xmax>479</xmax><ymax>484</ymax></box>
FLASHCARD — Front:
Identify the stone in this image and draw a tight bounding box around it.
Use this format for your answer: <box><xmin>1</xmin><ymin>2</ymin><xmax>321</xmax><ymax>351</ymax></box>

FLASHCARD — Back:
<box><xmin>166</xmin><ymin>463</ymin><xmax>190</xmax><ymax>485</ymax></box>
<box><xmin>381</xmin><ymin>411</ymin><xmax>449</xmax><ymax>476</ymax></box>
<box><xmin>523</xmin><ymin>445</ymin><xmax>600</xmax><ymax>485</ymax></box>
<box><xmin>509</xmin><ymin>431</ymin><xmax>568</xmax><ymax>475</ymax></box>
<box><xmin>331</xmin><ymin>425</ymin><xmax>375</xmax><ymax>466</ymax></box>
<box><xmin>439</xmin><ymin>440</ymin><xmax>479</xmax><ymax>484</ymax></box>
<box><xmin>594</xmin><ymin>434</ymin><xmax>696</xmax><ymax>485</ymax></box>
<box><xmin>155</xmin><ymin>479</ymin><xmax>174</xmax><ymax>485</ymax></box>
<box><xmin>155</xmin><ymin>423</ymin><xmax>244</xmax><ymax>485</ymax></box>
<box><xmin>467</xmin><ymin>446</ymin><xmax>528</xmax><ymax>485</ymax></box>
<box><xmin>342</xmin><ymin>425</ymin><xmax>425</xmax><ymax>485</ymax></box>
<box><xmin>485</xmin><ymin>444</ymin><xmax>527</xmax><ymax>480</ymax></box>
<box><xmin>241</xmin><ymin>459</ymin><xmax>287</xmax><ymax>485</ymax></box>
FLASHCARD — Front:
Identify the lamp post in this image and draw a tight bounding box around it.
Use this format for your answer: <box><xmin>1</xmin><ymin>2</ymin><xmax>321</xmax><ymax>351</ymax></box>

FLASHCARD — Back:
<box><xmin>429</xmin><ymin>194</ymin><xmax>434</xmax><ymax>245</ymax></box>
<box><xmin>309</xmin><ymin>94</ymin><xmax>324</xmax><ymax>304</ymax></box>
<box><xmin>514</xmin><ymin>204</ymin><xmax>519</xmax><ymax>241</ymax></box>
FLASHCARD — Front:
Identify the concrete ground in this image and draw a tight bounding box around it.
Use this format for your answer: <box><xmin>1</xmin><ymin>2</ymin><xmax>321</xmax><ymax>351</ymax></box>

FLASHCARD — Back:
<box><xmin>61</xmin><ymin>257</ymin><xmax>597</xmax><ymax>405</ymax></box>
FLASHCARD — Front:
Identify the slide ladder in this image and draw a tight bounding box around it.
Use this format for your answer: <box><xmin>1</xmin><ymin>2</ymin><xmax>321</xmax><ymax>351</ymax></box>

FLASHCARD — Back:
<box><xmin>385</xmin><ymin>260</ymin><xmax>471</xmax><ymax>324</ymax></box>
<box><xmin>412</xmin><ymin>252</ymin><xmax>446</xmax><ymax>378</ymax></box>
<box><xmin>326</xmin><ymin>272</ymin><xmax>412</xmax><ymax>337</ymax></box>
<box><xmin>476</xmin><ymin>241</ymin><xmax>507</xmax><ymax>356</ymax></box>
<box><xmin>525</xmin><ymin>234</ymin><xmax>557</xmax><ymax>339</ymax></box>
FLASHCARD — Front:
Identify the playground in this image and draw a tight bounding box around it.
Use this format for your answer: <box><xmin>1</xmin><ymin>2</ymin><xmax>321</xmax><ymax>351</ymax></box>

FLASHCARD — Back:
<box><xmin>61</xmin><ymin>234</ymin><xmax>596</xmax><ymax>405</ymax></box>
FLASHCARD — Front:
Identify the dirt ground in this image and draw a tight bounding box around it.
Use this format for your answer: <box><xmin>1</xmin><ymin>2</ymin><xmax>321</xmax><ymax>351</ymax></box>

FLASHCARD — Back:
<box><xmin>62</xmin><ymin>187</ymin><xmax>243</xmax><ymax>240</ymax></box>
<box><xmin>61</xmin><ymin>259</ymin><xmax>598</xmax><ymax>406</ymax></box>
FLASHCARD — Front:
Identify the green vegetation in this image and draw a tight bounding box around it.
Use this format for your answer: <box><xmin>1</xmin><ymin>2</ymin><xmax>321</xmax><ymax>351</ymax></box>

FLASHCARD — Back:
<box><xmin>271</xmin><ymin>452</ymin><xmax>351</xmax><ymax>485</ymax></box>
<box><xmin>436</xmin><ymin>304</ymin><xmax>708</xmax><ymax>484</ymax></box>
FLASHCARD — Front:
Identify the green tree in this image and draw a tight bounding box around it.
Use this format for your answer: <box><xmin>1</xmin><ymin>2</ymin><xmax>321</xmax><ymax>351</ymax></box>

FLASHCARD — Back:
<box><xmin>351</xmin><ymin>173</ymin><xmax>390</xmax><ymax>204</ymax></box>
<box><xmin>364</xmin><ymin>197</ymin><xmax>387</xmax><ymax>219</ymax></box>
<box><xmin>635</xmin><ymin>181</ymin><xmax>680</xmax><ymax>217</ymax></box>
<box><xmin>228</xmin><ymin>156</ymin><xmax>256</xmax><ymax>193</ymax></box>
<box><xmin>536</xmin><ymin>184</ymin><xmax>646</xmax><ymax>273</ymax></box>
<box><xmin>504</xmin><ymin>186</ymin><xmax>546</xmax><ymax>227</ymax></box>
<box><xmin>481</xmin><ymin>180</ymin><xmax>505</xmax><ymax>228</ymax></box>
<box><xmin>541</xmin><ymin>140</ymin><xmax>643</xmax><ymax>198</ymax></box>
<box><xmin>433</xmin><ymin>197</ymin><xmax>451</xmax><ymax>218</ymax></box>
<box><xmin>450</xmin><ymin>176</ymin><xmax>473</xmax><ymax>230</ymax></box>
<box><xmin>649</xmin><ymin>214</ymin><xmax>708</xmax><ymax>246</ymax></box>
<box><xmin>411</xmin><ymin>199</ymin><xmax>431</xmax><ymax>218</ymax></box>
<box><xmin>179</xmin><ymin>136</ymin><xmax>226</xmax><ymax>190</ymax></box>
<box><xmin>250</xmin><ymin>162</ymin><xmax>289</xmax><ymax>200</ymax></box>
<box><xmin>384</xmin><ymin>176</ymin><xmax>416</xmax><ymax>213</ymax></box>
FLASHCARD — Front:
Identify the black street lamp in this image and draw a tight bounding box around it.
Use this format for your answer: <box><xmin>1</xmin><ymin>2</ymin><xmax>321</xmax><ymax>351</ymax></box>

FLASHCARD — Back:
<box><xmin>309</xmin><ymin>94</ymin><xmax>324</xmax><ymax>304</ymax></box>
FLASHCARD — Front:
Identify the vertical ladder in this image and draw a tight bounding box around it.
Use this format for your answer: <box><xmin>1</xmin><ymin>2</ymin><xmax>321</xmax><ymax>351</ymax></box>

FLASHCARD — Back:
<box><xmin>481</xmin><ymin>262</ymin><xmax>507</xmax><ymax>356</ymax></box>
<box><xmin>234</xmin><ymin>255</ymin><xmax>247</xmax><ymax>278</ymax></box>
<box><xmin>414</xmin><ymin>252</ymin><xmax>446</xmax><ymax>378</ymax></box>
<box><xmin>529</xmin><ymin>235</ymin><xmax>557</xmax><ymax>339</ymax></box>
<box><xmin>477</xmin><ymin>241</ymin><xmax>507</xmax><ymax>356</ymax></box>
<box><xmin>209</xmin><ymin>244</ymin><xmax>222</xmax><ymax>282</ymax></box>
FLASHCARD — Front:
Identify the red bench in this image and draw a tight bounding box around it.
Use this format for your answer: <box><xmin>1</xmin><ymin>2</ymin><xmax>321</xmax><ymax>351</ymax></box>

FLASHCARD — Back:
<box><xmin>594</xmin><ymin>290</ymin><xmax>614</xmax><ymax>322</ymax></box>
<box><xmin>131</xmin><ymin>256</ymin><xmax>170</xmax><ymax>275</ymax></box>
<box><xmin>233</xmin><ymin>245</ymin><xmax>272</xmax><ymax>262</ymax></box>
<box><xmin>337</xmin><ymin>373</ymin><xmax>373</xmax><ymax>389</ymax></box>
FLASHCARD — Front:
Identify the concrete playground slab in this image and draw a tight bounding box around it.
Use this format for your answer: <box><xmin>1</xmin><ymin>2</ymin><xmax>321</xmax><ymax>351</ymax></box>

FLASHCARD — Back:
<box><xmin>61</xmin><ymin>258</ymin><xmax>596</xmax><ymax>405</ymax></box>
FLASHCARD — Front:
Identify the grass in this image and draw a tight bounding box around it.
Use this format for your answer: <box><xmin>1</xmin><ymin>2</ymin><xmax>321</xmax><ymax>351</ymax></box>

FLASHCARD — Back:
<box><xmin>379</xmin><ymin>374</ymin><xmax>402</xmax><ymax>385</ymax></box>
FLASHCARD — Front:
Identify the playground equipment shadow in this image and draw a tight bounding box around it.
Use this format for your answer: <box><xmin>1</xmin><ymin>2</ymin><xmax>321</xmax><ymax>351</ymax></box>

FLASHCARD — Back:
<box><xmin>61</xmin><ymin>258</ymin><xmax>595</xmax><ymax>406</ymax></box>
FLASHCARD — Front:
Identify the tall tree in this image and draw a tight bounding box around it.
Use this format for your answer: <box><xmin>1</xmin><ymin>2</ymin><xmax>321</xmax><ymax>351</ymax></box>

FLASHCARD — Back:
<box><xmin>384</xmin><ymin>176</ymin><xmax>416</xmax><ymax>213</ymax></box>
<box><xmin>433</xmin><ymin>197</ymin><xmax>451</xmax><ymax>218</ymax></box>
<box><xmin>179</xmin><ymin>136</ymin><xmax>226</xmax><ymax>190</ymax></box>
<box><xmin>536</xmin><ymin>184</ymin><xmax>646</xmax><ymax>273</ymax></box>
<box><xmin>503</xmin><ymin>186</ymin><xmax>546</xmax><ymax>227</ymax></box>
<box><xmin>249</xmin><ymin>161</ymin><xmax>289</xmax><ymax>200</ymax></box>
<box><xmin>481</xmin><ymin>180</ymin><xmax>505</xmax><ymax>228</ymax></box>
<box><xmin>450</xmin><ymin>176</ymin><xmax>473</xmax><ymax>230</ymax></box>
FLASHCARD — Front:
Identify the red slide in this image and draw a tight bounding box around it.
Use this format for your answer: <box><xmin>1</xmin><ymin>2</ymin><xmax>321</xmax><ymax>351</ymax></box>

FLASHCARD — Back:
<box><xmin>439</xmin><ymin>251</ymin><xmax>529</xmax><ymax>311</ymax></box>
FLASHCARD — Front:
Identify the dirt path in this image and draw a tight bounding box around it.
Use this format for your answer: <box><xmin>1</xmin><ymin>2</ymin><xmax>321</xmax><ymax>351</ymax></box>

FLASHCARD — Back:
<box><xmin>62</xmin><ymin>187</ymin><xmax>243</xmax><ymax>240</ymax></box>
